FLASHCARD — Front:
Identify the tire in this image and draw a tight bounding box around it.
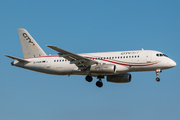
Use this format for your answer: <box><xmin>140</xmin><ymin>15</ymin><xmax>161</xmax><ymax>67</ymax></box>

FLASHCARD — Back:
<box><xmin>156</xmin><ymin>77</ymin><xmax>160</xmax><ymax>82</ymax></box>
<box><xmin>86</xmin><ymin>75</ymin><xmax>93</xmax><ymax>82</ymax></box>
<box><xmin>96</xmin><ymin>81</ymin><xmax>103</xmax><ymax>88</ymax></box>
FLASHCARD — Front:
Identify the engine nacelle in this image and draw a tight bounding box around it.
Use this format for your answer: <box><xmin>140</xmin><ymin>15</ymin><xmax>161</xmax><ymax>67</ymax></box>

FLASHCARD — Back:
<box><xmin>107</xmin><ymin>73</ymin><xmax>131</xmax><ymax>83</ymax></box>
<box><xmin>90</xmin><ymin>64</ymin><xmax>116</xmax><ymax>73</ymax></box>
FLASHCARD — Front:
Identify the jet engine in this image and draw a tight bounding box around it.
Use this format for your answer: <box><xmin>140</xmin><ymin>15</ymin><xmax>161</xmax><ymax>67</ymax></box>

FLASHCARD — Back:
<box><xmin>107</xmin><ymin>73</ymin><xmax>131</xmax><ymax>83</ymax></box>
<box><xmin>90</xmin><ymin>64</ymin><xmax>116</xmax><ymax>73</ymax></box>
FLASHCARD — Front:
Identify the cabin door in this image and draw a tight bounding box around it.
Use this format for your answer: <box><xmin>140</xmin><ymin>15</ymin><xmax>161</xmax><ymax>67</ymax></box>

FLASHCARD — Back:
<box><xmin>45</xmin><ymin>58</ymin><xmax>51</xmax><ymax>68</ymax></box>
<box><xmin>146</xmin><ymin>52</ymin><xmax>152</xmax><ymax>63</ymax></box>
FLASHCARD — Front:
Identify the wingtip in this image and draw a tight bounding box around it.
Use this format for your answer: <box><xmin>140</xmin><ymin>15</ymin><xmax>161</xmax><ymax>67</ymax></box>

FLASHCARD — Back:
<box><xmin>4</xmin><ymin>55</ymin><xmax>9</xmax><ymax>57</ymax></box>
<box><xmin>46</xmin><ymin>45</ymin><xmax>55</xmax><ymax>47</ymax></box>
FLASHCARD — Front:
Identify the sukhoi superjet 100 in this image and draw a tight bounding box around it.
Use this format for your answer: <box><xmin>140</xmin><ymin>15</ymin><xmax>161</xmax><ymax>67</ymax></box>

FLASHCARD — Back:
<box><xmin>5</xmin><ymin>28</ymin><xmax>176</xmax><ymax>87</ymax></box>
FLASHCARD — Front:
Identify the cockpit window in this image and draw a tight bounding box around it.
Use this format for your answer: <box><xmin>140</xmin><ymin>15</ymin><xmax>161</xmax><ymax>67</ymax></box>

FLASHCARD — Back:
<box><xmin>163</xmin><ymin>54</ymin><xmax>168</xmax><ymax>57</ymax></box>
<box><xmin>156</xmin><ymin>53</ymin><xmax>168</xmax><ymax>57</ymax></box>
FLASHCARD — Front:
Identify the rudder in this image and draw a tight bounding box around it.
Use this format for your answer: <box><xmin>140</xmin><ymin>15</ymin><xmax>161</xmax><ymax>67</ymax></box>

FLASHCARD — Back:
<box><xmin>18</xmin><ymin>28</ymin><xmax>47</xmax><ymax>58</ymax></box>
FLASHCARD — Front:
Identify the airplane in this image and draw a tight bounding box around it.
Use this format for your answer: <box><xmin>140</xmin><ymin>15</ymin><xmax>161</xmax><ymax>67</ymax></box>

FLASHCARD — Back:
<box><xmin>5</xmin><ymin>28</ymin><xmax>176</xmax><ymax>88</ymax></box>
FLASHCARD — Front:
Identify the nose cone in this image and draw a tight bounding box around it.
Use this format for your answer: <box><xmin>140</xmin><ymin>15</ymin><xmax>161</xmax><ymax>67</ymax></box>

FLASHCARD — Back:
<box><xmin>169</xmin><ymin>60</ymin><xmax>177</xmax><ymax>67</ymax></box>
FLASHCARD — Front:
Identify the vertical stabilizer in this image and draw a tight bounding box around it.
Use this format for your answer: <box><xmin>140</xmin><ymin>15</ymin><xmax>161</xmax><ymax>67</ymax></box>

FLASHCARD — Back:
<box><xmin>18</xmin><ymin>28</ymin><xmax>47</xmax><ymax>58</ymax></box>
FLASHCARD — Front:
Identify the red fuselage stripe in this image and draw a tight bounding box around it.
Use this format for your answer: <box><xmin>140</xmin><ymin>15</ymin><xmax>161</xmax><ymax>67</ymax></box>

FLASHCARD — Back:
<box><xmin>85</xmin><ymin>57</ymin><xmax>159</xmax><ymax>66</ymax></box>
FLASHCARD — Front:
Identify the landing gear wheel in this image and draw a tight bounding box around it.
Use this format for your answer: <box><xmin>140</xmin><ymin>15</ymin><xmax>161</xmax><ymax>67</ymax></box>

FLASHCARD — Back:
<box><xmin>96</xmin><ymin>81</ymin><xmax>103</xmax><ymax>88</ymax></box>
<box><xmin>86</xmin><ymin>75</ymin><xmax>93</xmax><ymax>82</ymax></box>
<box><xmin>156</xmin><ymin>77</ymin><xmax>160</xmax><ymax>82</ymax></box>
<box><xmin>155</xmin><ymin>69</ymin><xmax>161</xmax><ymax>82</ymax></box>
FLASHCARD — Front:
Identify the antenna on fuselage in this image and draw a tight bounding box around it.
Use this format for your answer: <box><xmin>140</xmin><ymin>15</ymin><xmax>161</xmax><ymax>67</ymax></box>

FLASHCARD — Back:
<box><xmin>142</xmin><ymin>48</ymin><xmax>144</xmax><ymax>50</ymax></box>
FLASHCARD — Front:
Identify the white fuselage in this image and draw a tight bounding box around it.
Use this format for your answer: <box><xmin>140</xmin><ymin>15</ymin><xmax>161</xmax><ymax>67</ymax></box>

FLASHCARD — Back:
<box><xmin>13</xmin><ymin>50</ymin><xmax>176</xmax><ymax>76</ymax></box>
<box><xmin>6</xmin><ymin>28</ymin><xmax>177</xmax><ymax>87</ymax></box>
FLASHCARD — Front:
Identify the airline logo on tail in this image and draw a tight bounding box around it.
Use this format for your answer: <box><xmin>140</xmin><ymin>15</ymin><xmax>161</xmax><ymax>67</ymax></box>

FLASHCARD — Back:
<box><xmin>22</xmin><ymin>33</ymin><xmax>35</xmax><ymax>46</ymax></box>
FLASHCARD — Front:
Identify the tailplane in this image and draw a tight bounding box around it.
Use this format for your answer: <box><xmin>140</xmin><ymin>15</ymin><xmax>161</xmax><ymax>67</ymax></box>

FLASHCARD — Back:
<box><xmin>18</xmin><ymin>28</ymin><xmax>47</xmax><ymax>58</ymax></box>
<box><xmin>5</xmin><ymin>55</ymin><xmax>30</xmax><ymax>63</ymax></box>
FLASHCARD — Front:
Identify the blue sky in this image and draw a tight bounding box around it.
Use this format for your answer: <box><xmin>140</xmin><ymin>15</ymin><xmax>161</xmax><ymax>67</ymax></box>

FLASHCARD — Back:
<box><xmin>1</xmin><ymin>0</ymin><xmax>180</xmax><ymax>120</ymax></box>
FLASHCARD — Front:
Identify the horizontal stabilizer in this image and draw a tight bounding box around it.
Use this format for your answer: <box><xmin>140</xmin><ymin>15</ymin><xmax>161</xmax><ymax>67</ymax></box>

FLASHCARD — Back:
<box><xmin>5</xmin><ymin>55</ymin><xmax>30</xmax><ymax>63</ymax></box>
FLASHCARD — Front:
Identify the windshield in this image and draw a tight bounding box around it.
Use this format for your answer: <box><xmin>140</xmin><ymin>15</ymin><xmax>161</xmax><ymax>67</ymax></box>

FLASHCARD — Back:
<box><xmin>156</xmin><ymin>53</ymin><xmax>169</xmax><ymax>57</ymax></box>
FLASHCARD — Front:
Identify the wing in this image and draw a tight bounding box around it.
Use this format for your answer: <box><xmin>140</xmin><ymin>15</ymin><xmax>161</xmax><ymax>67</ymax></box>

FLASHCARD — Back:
<box><xmin>46</xmin><ymin>45</ymin><xmax>98</xmax><ymax>70</ymax></box>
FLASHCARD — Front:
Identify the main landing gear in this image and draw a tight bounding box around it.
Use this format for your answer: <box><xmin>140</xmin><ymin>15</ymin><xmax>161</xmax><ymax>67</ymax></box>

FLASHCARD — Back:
<box><xmin>85</xmin><ymin>75</ymin><xmax>104</xmax><ymax>88</ymax></box>
<box><xmin>85</xmin><ymin>75</ymin><xmax>93</xmax><ymax>82</ymax></box>
<box><xmin>155</xmin><ymin>69</ymin><xmax>162</xmax><ymax>82</ymax></box>
<box><xmin>96</xmin><ymin>76</ymin><xmax>104</xmax><ymax>88</ymax></box>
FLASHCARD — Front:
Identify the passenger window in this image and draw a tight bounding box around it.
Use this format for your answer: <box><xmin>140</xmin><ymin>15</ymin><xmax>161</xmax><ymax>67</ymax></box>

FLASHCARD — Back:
<box><xmin>126</xmin><ymin>56</ymin><xmax>128</xmax><ymax>58</ymax></box>
<box><xmin>54</xmin><ymin>60</ymin><xmax>56</xmax><ymax>62</ymax></box>
<box><xmin>129</xmin><ymin>56</ymin><xmax>131</xmax><ymax>58</ymax></box>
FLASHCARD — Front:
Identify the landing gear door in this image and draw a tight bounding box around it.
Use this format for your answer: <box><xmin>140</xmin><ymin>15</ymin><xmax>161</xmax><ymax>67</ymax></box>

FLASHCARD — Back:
<box><xmin>46</xmin><ymin>58</ymin><xmax>51</xmax><ymax>68</ymax></box>
<box><xmin>146</xmin><ymin>52</ymin><xmax>152</xmax><ymax>63</ymax></box>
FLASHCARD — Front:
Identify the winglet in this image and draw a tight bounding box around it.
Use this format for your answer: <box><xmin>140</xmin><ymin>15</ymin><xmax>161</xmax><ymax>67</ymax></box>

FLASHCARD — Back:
<box><xmin>5</xmin><ymin>55</ymin><xmax>30</xmax><ymax>63</ymax></box>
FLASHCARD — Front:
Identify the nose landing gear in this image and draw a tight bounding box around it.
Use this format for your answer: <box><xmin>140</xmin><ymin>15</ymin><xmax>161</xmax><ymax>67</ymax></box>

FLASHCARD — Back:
<box><xmin>155</xmin><ymin>69</ymin><xmax>162</xmax><ymax>82</ymax></box>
